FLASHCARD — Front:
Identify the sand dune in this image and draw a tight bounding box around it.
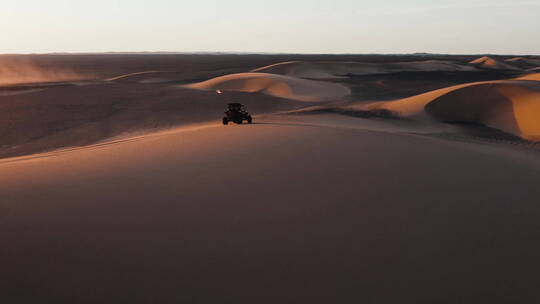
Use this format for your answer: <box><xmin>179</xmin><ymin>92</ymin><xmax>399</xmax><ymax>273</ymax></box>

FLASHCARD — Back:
<box><xmin>469</xmin><ymin>56</ymin><xmax>521</xmax><ymax>71</ymax></box>
<box><xmin>505</xmin><ymin>57</ymin><xmax>540</xmax><ymax>69</ymax></box>
<box><xmin>106</xmin><ymin>70</ymin><xmax>206</xmax><ymax>84</ymax></box>
<box><xmin>518</xmin><ymin>73</ymin><xmax>540</xmax><ymax>81</ymax></box>
<box><xmin>251</xmin><ymin>60</ymin><xmax>478</xmax><ymax>79</ymax></box>
<box><xmin>184</xmin><ymin>72</ymin><xmax>351</xmax><ymax>102</ymax></box>
<box><xmin>365</xmin><ymin>80</ymin><xmax>540</xmax><ymax>141</ymax></box>
<box><xmin>2</xmin><ymin>114</ymin><xmax>540</xmax><ymax>304</ymax></box>
<box><xmin>0</xmin><ymin>82</ymin><xmax>307</xmax><ymax>158</ymax></box>
<box><xmin>106</xmin><ymin>70</ymin><xmax>165</xmax><ymax>82</ymax></box>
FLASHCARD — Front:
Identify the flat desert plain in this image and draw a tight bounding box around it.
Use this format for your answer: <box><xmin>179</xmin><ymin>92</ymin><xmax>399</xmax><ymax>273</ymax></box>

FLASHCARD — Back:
<box><xmin>1</xmin><ymin>54</ymin><xmax>540</xmax><ymax>303</ymax></box>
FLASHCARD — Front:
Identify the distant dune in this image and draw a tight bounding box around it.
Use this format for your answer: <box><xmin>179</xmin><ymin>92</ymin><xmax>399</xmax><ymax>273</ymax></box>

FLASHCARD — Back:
<box><xmin>105</xmin><ymin>70</ymin><xmax>211</xmax><ymax>84</ymax></box>
<box><xmin>184</xmin><ymin>72</ymin><xmax>351</xmax><ymax>102</ymax></box>
<box><xmin>106</xmin><ymin>71</ymin><xmax>165</xmax><ymax>82</ymax></box>
<box><xmin>252</xmin><ymin>60</ymin><xmax>478</xmax><ymax>79</ymax></box>
<box><xmin>505</xmin><ymin>57</ymin><xmax>540</xmax><ymax>70</ymax></box>
<box><xmin>469</xmin><ymin>56</ymin><xmax>521</xmax><ymax>71</ymax></box>
<box><xmin>365</xmin><ymin>79</ymin><xmax>540</xmax><ymax>141</ymax></box>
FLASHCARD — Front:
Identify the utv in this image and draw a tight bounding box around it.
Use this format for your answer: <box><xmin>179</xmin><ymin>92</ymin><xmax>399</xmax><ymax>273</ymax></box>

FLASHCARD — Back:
<box><xmin>223</xmin><ymin>103</ymin><xmax>252</xmax><ymax>125</ymax></box>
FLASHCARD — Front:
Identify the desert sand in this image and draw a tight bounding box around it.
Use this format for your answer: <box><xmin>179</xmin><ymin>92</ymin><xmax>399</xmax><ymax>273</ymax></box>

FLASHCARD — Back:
<box><xmin>2</xmin><ymin>113</ymin><xmax>540</xmax><ymax>303</ymax></box>
<box><xmin>2</xmin><ymin>54</ymin><xmax>540</xmax><ymax>303</ymax></box>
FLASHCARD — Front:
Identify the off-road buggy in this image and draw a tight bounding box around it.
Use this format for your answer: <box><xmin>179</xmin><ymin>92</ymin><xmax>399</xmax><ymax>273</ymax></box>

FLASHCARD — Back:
<box><xmin>222</xmin><ymin>103</ymin><xmax>252</xmax><ymax>125</ymax></box>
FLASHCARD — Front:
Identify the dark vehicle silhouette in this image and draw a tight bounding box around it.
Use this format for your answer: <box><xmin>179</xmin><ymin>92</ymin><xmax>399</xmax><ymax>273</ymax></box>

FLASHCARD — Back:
<box><xmin>222</xmin><ymin>103</ymin><xmax>252</xmax><ymax>125</ymax></box>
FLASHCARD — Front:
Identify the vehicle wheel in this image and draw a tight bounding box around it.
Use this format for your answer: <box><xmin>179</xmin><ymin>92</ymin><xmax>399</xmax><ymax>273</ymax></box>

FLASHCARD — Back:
<box><xmin>247</xmin><ymin>116</ymin><xmax>252</xmax><ymax>124</ymax></box>
<box><xmin>222</xmin><ymin>118</ymin><xmax>228</xmax><ymax>125</ymax></box>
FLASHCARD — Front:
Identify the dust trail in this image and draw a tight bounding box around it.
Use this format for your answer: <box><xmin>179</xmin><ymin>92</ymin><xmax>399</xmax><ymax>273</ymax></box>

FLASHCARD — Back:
<box><xmin>0</xmin><ymin>57</ymin><xmax>88</xmax><ymax>85</ymax></box>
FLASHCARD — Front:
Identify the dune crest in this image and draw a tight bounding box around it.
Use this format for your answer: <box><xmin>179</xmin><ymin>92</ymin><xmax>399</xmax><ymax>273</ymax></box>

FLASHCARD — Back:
<box><xmin>184</xmin><ymin>72</ymin><xmax>351</xmax><ymax>102</ymax></box>
<box><xmin>365</xmin><ymin>80</ymin><xmax>540</xmax><ymax>141</ymax></box>
<box><xmin>106</xmin><ymin>71</ymin><xmax>165</xmax><ymax>82</ymax></box>
<box><xmin>252</xmin><ymin>60</ymin><xmax>477</xmax><ymax>79</ymax></box>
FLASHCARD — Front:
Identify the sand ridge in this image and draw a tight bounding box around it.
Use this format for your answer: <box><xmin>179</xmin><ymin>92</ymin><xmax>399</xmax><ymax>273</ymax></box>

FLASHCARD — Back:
<box><xmin>252</xmin><ymin>60</ymin><xmax>479</xmax><ymax>79</ymax></box>
<box><xmin>184</xmin><ymin>72</ymin><xmax>351</xmax><ymax>102</ymax></box>
<box><xmin>106</xmin><ymin>70</ymin><xmax>166</xmax><ymax>82</ymax></box>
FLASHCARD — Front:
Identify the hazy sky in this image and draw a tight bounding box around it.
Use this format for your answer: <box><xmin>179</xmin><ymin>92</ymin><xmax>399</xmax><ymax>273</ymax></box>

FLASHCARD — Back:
<box><xmin>1</xmin><ymin>0</ymin><xmax>539</xmax><ymax>54</ymax></box>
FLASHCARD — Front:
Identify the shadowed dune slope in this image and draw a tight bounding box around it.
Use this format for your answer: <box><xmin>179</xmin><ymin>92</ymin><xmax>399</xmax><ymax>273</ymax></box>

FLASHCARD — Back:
<box><xmin>184</xmin><ymin>72</ymin><xmax>351</xmax><ymax>102</ymax></box>
<box><xmin>366</xmin><ymin>80</ymin><xmax>540</xmax><ymax>141</ymax></box>
<box><xmin>252</xmin><ymin>60</ymin><xmax>478</xmax><ymax>79</ymax></box>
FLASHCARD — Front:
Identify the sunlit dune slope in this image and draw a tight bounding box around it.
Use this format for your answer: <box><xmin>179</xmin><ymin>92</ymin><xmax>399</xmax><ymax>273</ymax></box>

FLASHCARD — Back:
<box><xmin>517</xmin><ymin>73</ymin><xmax>540</xmax><ymax>81</ymax></box>
<box><xmin>469</xmin><ymin>56</ymin><xmax>521</xmax><ymax>71</ymax></box>
<box><xmin>366</xmin><ymin>80</ymin><xmax>540</xmax><ymax>141</ymax></box>
<box><xmin>184</xmin><ymin>72</ymin><xmax>351</xmax><ymax>102</ymax></box>
<box><xmin>251</xmin><ymin>60</ymin><xmax>478</xmax><ymax>79</ymax></box>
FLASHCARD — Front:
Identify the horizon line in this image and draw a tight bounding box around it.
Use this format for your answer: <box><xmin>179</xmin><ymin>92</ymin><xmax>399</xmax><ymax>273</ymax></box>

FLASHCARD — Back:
<box><xmin>1</xmin><ymin>51</ymin><xmax>539</xmax><ymax>57</ymax></box>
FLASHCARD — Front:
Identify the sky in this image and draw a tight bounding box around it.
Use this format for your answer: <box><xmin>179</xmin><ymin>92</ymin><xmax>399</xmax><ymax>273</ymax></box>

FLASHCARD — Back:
<box><xmin>1</xmin><ymin>0</ymin><xmax>539</xmax><ymax>54</ymax></box>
